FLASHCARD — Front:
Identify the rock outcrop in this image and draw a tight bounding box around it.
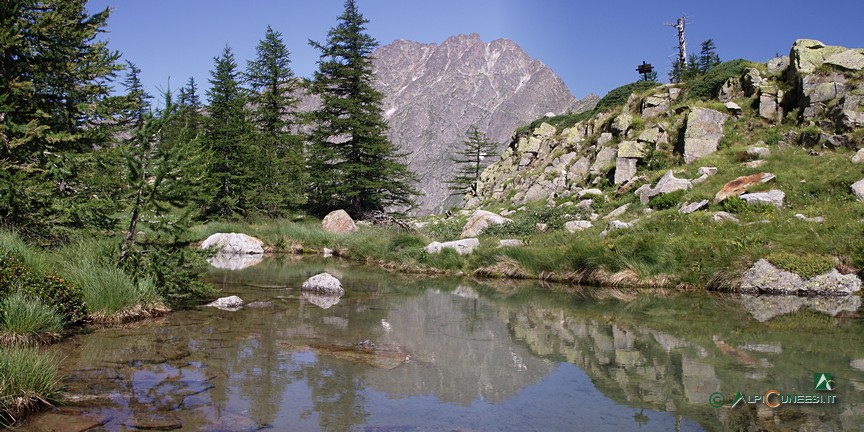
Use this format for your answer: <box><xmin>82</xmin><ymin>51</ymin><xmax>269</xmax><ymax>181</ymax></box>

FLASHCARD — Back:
<box><xmin>683</xmin><ymin>108</ymin><xmax>728</xmax><ymax>163</ymax></box>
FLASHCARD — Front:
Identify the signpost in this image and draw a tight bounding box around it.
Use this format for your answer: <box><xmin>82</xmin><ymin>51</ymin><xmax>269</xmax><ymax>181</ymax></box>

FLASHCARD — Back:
<box><xmin>636</xmin><ymin>61</ymin><xmax>654</xmax><ymax>81</ymax></box>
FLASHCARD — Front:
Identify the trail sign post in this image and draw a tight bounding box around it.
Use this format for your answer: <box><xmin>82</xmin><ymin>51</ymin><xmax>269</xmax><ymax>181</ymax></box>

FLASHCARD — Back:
<box><xmin>636</xmin><ymin>61</ymin><xmax>654</xmax><ymax>81</ymax></box>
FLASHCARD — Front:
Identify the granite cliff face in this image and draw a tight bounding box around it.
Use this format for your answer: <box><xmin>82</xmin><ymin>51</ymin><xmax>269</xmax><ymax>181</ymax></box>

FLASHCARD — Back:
<box><xmin>372</xmin><ymin>34</ymin><xmax>597</xmax><ymax>214</ymax></box>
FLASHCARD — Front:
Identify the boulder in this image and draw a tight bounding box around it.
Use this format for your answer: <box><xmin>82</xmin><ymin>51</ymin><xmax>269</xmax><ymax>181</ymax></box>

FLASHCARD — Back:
<box><xmin>791</xmin><ymin>39</ymin><xmax>845</xmax><ymax>74</ymax></box>
<box><xmin>741</xmin><ymin>259</ymin><xmax>861</xmax><ymax>295</ymax></box>
<box><xmin>425</xmin><ymin>238</ymin><xmax>480</xmax><ymax>255</ymax></box>
<box><xmin>617</xmin><ymin>141</ymin><xmax>647</xmax><ymax>158</ymax></box>
<box><xmin>497</xmin><ymin>239</ymin><xmax>524</xmax><ymax>248</ymax></box>
<box><xmin>200</xmin><ymin>233</ymin><xmax>264</xmax><ymax>255</ymax></box>
<box><xmin>590</xmin><ymin>147</ymin><xmax>617</xmax><ymax>174</ymax></box>
<box><xmin>679</xmin><ymin>200</ymin><xmax>708</xmax><ymax>214</ymax></box>
<box><xmin>852</xmin><ymin>149</ymin><xmax>864</xmax><ymax>164</ymax></box>
<box><xmin>564</xmin><ymin>220</ymin><xmax>592</xmax><ymax>233</ymax></box>
<box><xmin>611</xmin><ymin>113</ymin><xmax>633</xmax><ymax>135</ymax></box>
<box><xmin>599</xmin><ymin>220</ymin><xmax>633</xmax><ymax>237</ymax></box>
<box><xmin>712</xmin><ymin>211</ymin><xmax>740</xmax><ymax>224</ymax></box>
<box><xmin>739</xmin><ymin>189</ymin><xmax>785</xmax><ymax>207</ymax></box>
<box><xmin>794</xmin><ymin>213</ymin><xmax>825</xmax><ymax>223</ymax></box>
<box><xmin>758</xmin><ymin>85</ymin><xmax>783</xmax><ymax>122</ymax></box>
<box><xmin>535</xmin><ymin>122</ymin><xmax>556</xmax><ymax>138</ymax></box>
<box><xmin>698</xmin><ymin>166</ymin><xmax>718</xmax><ymax>176</ymax></box>
<box><xmin>322</xmin><ymin>210</ymin><xmax>357</xmax><ymax>234</ymax></box>
<box><xmin>713</xmin><ymin>172</ymin><xmax>775</xmax><ymax>203</ymax></box>
<box><xmin>746</xmin><ymin>146</ymin><xmax>771</xmax><ymax>158</ymax></box>
<box><xmin>578</xmin><ymin>188</ymin><xmax>603</xmax><ymax>198</ymax></box>
<box><xmin>767</xmin><ymin>56</ymin><xmax>790</xmax><ymax>73</ymax></box>
<box><xmin>853</xmin><ymin>179</ymin><xmax>864</xmax><ymax>201</ymax></box>
<box><xmin>206</xmin><ymin>296</ymin><xmax>244</xmax><ymax>311</ymax></box>
<box><xmin>614</xmin><ymin>157</ymin><xmax>638</xmax><ymax>185</ymax></box>
<box><xmin>742</xmin><ymin>68</ymin><xmax>764</xmax><ymax>97</ymax></box>
<box><xmin>724</xmin><ymin>101</ymin><xmax>742</xmax><ymax>116</ymax></box>
<box><xmin>597</xmin><ymin>132</ymin><xmax>614</xmax><ymax>146</ymax></box>
<box><xmin>652</xmin><ymin>170</ymin><xmax>692</xmax><ymax>196</ymax></box>
<box><xmin>824</xmin><ymin>49</ymin><xmax>864</xmax><ymax>71</ymax></box>
<box><xmin>742</xmin><ymin>160</ymin><xmax>767</xmax><ymax>168</ymax></box>
<box><xmin>301</xmin><ymin>272</ymin><xmax>344</xmax><ymax>296</ymax></box>
<box><xmin>835</xmin><ymin>95</ymin><xmax>864</xmax><ymax>131</ymax></box>
<box><xmin>683</xmin><ymin>108</ymin><xmax>727</xmax><ymax>163</ymax></box>
<box><xmin>461</xmin><ymin>210</ymin><xmax>511</xmax><ymax>238</ymax></box>
<box><xmin>604</xmin><ymin>203</ymin><xmax>630</xmax><ymax>220</ymax></box>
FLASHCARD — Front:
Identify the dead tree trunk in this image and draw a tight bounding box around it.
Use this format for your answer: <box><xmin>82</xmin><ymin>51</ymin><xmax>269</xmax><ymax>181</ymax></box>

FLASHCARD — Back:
<box><xmin>675</xmin><ymin>17</ymin><xmax>687</xmax><ymax>67</ymax></box>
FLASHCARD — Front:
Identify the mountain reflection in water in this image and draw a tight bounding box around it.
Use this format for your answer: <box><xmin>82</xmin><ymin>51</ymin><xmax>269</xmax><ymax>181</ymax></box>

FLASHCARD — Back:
<box><xmin>22</xmin><ymin>257</ymin><xmax>864</xmax><ymax>432</ymax></box>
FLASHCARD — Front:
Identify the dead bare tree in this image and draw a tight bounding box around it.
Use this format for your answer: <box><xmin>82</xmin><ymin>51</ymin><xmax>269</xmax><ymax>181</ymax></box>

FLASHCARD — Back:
<box><xmin>665</xmin><ymin>16</ymin><xmax>688</xmax><ymax>68</ymax></box>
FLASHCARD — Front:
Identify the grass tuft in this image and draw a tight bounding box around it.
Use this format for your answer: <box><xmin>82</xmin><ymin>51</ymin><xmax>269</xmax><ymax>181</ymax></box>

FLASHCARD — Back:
<box><xmin>0</xmin><ymin>293</ymin><xmax>63</xmax><ymax>347</ymax></box>
<box><xmin>0</xmin><ymin>346</ymin><xmax>63</xmax><ymax>426</ymax></box>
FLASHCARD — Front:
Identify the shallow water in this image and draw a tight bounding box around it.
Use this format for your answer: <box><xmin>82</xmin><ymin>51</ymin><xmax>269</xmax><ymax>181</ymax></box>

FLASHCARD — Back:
<box><xmin>20</xmin><ymin>257</ymin><xmax>864</xmax><ymax>431</ymax></box>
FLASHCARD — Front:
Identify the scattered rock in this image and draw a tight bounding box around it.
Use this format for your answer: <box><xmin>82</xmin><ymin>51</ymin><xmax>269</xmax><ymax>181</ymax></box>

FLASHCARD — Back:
<box><xmin>323</xmin><ymin>247</ymin><xmax>333</xmax><ymax>258</ymax></box>
<box><xmin>851</xmin><ymin>359</ymin><xmax>864</xmax><ymax>373</ymax></box>
<box><xmin>564</xmin><ymin>220</ymin><xmax>593</xmax><ymax>233</ymax></box>
<box><xmin>322</xmin><ymin>209</ymin><xmax>357</xmax><ymax>234</ymax></box>
<box><xmin>614</xmin><ymin>157</ymin><xmax>638</xmax><ymax>185</ymax></box>
<box><xmin>742</xmin><ymin>160</ymin><xmax>767</xmax><ymax>168</ymax></box>
<box><xmin>301</xmin><ymin>272</ymin><xmax>344</xmax><ymax>296</ymax></box>
<box><xmin>498</xmin><ymin>239</ymin><xmax>524</xmax><ymax>248</ymax></box>
<box><xmin>724</xmin><ymin>101</ymin><xmax>742</xmax><ymax>116</ymax></box>
<box><xmin>794</xmin><ymin>213</ymin><xmax>825</xmax><ymax>223</ymax></box>
<box><xmin>599</xmin><ymin>220</ymin><xmax>633</xmax><ymax>237</ymax></box>
<box><xmin>611</xmin><ymin>113</ymin><xmax>633</xmax><ymax>135</ymax></box>
<box><xmin>679</xmin><ymin>200</ymin><xmax>709</xmax><ymax>214</ymax></box>
<box><xmin>617</xmin><ymin>141</ymin><xmax>647</xmax><ymax>158</ymax></box>
<box><xmin>713</xmin><ymin>172</ymin><xmax>775</xmax><ymax>203</ymax></box>
<box><xmin>746</xmin><ymin>146</ymin><xmax>771</xmax><ymax>158</ymax></box>
<box><xmin>425</xmin><ymin>238</ymin><xmax>480</xmax><ymax>255</ymax></box>
<box><xmin>691</xmin><ymin>174</ymin><xmax>710</xmax><ymax>185</ymax></box>
<box><xmin>683</xmin><ymin>108</ymin><xmax>728</xmax><ymax>163</ymax></box>
<box><xmin>206</xmin><ymin>296</ymin><xmax>244</xmax><ymax>311</ymax></box>
<box><xmin>807</xmin><ymin>270</ymin><xmax>862</xmax><ymax>295</ymax></box>
<box><xmin>590</xmin><ymin>147</ymin><xmax>617</xmax><ymax>174</ymax></box>
<box><xmin>740</xmin><ymin>189</ymin><xmax>785</xmax><ymax>208</ymax></box>
<box><xmin>461</xmin><ymin>210</ymin><xmax>511</xmax><ymax>238</ymax></box>
<box><xmin>576</xmin><ymin>199</ymin><xmax>593</xmax><ymax>210</ymax></box>
<box><xmin>604</xmin><ymin>203</ymin><xmax>630</xmax><ymax>220</ymax></box>
<box><xmin>578</xmin><ymin>188</ymin><xmax>603</xmax><ymax>198</ymax></box>
<box><xmin>852</xmin><ymin>179</ymin><xmax>864</xmax><ymax>201</ymax></box>
<box><xmin>122</xmin><ymin>412</ymin><xmax>183</xmax><ymax>431</ymax></box>
<box><xmin>712</xmin><ymin>211</ymin><xmax>740</xmax><ymax>224</ymax></box>
<box><xmin>698</xmin><ymin>166</ymin><xmax>718</xmax><ymax>176</ymax></box>
<box><xmin>535</xmin><ymin>222</ymin><xmax>548</xmax><ymax>232</ymax></box>
<box><xmin>637</xmin><ymin>170</ymin><xmax>692</xmax><ymax>204</ymax></box>
<box><xmin>852</xmin><ymin>149</ymin><xmax>864</xmax><ymax>164</ymax></box>
<box><xmin>207</xmin><ymin>253</ymin><xmax>264</xmax><ymax>271</ymax></box>
<box><xmin>200</xmin><ymin>233</ymin><xmax>264</xmax><ymax>255</ymax></box>
<box><xmin>767</xmin><ymin>56</ymin><xmax>789</xmax><ymax>73</ymax></box>
<box><xmin>597</xmin><ymin>132</ymin><xmax>613</xmax><ymax>146</ymax></box>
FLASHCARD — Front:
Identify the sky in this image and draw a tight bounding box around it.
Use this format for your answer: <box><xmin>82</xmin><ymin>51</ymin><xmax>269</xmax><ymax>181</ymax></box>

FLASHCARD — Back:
<box><xmin>86</xmin><ymin>0</ymin><xmax>864</xmax><ymax>101</ymax></box>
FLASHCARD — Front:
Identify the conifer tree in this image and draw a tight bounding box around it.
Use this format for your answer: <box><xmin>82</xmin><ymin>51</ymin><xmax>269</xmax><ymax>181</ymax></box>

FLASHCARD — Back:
<box><xmin>0</xmin><ymin>0</ymin><xmax>123</xmax><ymax>238</ymax></box>
<box><xmin>307</xmin><ymin>0</ymin><xmax>418</xmax><ymax>216</ymax></box>
<box><xmin>246</xmin><ymin>26</ymin><xmax>306</xmax><ymax>216</ymax></box>
<box><xmin>698</xmin><ymin>39</ymin><xmax>721</xmax><ymax>73</ymax></box>
<box><xmin>446</xmin><ymin>126</ymin><xmax>498</xmax><ymax>197</ymax></box>
<box><xmin>203</xmin><ymin>46</ymin><xmax>254</xmax><ymax>219</ymax></box>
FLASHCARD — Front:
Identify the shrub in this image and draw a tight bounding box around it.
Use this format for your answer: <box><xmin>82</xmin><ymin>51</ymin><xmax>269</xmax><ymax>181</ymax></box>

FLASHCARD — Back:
<box><xmin>0</xmin><ymin>292</ymin><xmax>64</xmax><ymax>344</ymax></box>
<box><xmin>767</xmin><ymin>252</ymin><xmax>835</xmax><ymax>279</ymax></box>
<box><xmin>595</xmin><ymin>81</ymin><xmax>661</xmax><ymax>113</ymax></box>
<box><xmin>0</xmin><ymin>253</ymin><xmax>87</xmax><ymax>325</ymax></box>
<box><xmin>687</xmin><ymin>59</ymin><xmax>755</xmax><ymax>101</ymax></box>
<box><xmin>720</xmin><ymin>197</ymin><xmax>748</xmax><ymax>214</ymax></box>
<box><xmin>0</xmin><ymin>346</ymin><xmax>63</xmax><ymax>425</ymax></box>
<box><xmin>649</xmin><ymin>190</ymin><xmax>685</xmax><ymax>210</ymax></box>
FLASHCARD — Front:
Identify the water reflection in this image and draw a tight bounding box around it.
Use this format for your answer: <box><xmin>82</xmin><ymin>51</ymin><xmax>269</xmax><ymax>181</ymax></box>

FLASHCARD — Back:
<box><xmin>23</xmin><ymin>257</ymin><xmax>864</xmax><ymax>432</ymax></box>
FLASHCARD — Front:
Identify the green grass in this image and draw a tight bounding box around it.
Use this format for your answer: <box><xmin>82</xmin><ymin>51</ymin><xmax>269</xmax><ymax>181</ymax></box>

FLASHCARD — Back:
<box><xmin>0</xmin><ymin>346</ymin><xmax>63</xmax><ymax>425</ymax></box>
<box><xmin>0</xmin><ymin>293</ymin><xmax>64</xmax><ymax>346</ymax></box>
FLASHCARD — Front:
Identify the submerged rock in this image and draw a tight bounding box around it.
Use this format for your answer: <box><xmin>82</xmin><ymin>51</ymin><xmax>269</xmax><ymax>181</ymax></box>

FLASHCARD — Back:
<box><xmin>301</xmin><ymin>272</ymin><xmax>344</xmax><ymax>296</ymax></box>
<box><xmin>206</xmin><ymin>296</ymin><xmax>244</xmax><ymax>311</ymax></box>
<box><xmin>200</xmin><ymin>233</ymin><xmax>264</xmax><ymax>255</ymax></box>
<box><xmin>310</xmin><ymin>340</ymin><xmax>411</xmax><ymax>370</ymax></box>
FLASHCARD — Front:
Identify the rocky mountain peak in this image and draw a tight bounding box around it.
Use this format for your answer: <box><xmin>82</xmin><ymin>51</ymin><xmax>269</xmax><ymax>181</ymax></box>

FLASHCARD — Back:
<box><xmin>371</xmin><ymin>34</ymin><xmax>597</xmax><ymax>214</ymax></box>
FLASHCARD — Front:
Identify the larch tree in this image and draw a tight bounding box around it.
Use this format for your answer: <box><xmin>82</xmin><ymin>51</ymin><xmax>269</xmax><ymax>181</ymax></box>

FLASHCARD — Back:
<box><xmin>0</xmin><ymin>0</ymin><xmax>123</xmax><ymax>239</ymax></box>
<box><xmin>446</xmin><ymin>126</ymin><xmax>498</xmax><ymax>198</ymax></box>
<box><xmin>306</xmin><ymin>0</ymin><xmax>418</xmax><ymax>217</ymax></box>
<box><xmin>246</xmin><ymin>25</ymin><xmax>306</xmax><ymax>217</ymax></box>
<box><xmin>203</xmin><ymin>46</ymin><xmax>254</xmax><ymax>220</ymax></box>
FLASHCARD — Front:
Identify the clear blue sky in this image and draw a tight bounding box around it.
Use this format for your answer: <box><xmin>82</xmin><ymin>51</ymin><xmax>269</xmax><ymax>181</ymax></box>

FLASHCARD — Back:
<box><xmin>86</xmin><ymin>0</ymin><xmax>864</xmax><ymax>101</ymax></box>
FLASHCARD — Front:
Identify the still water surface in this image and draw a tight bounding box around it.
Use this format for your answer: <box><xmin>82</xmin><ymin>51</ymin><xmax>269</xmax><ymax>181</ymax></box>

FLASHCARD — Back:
<box><xmin>23</xmin><ymin>257</ymin><xmax>864</xmax><ymax>431</ymax></box>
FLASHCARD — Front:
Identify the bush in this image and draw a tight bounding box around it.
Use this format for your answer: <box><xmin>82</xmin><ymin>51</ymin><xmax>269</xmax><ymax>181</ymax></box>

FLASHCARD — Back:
<box><xmin>649</xmin><ymin>190</ymin><xmax>685</xmax><ymax>210</ymax></box>
<box><xmin>767</xmin><ymin>252</ymin><xmax>835</xmax><ymax>279</ymax></box>
<box><xmin>0</xmin><ymin>292</ymin><xmax>64</xmax><ymax>344</ymax></box>
<box><xmin>595</xmin><ymin>81</ymin><xmax>662</xmax><ymax>113</ymax></box>
<box><xmin>687</xmin><ymin>59</ymin><xmax>755</xmax><ymax>101</ymax></box>
<box><xmin>0</xmin><ymin>346</ymin><xmax>63</xmax><ymax>425</ymax></box>
<box><xmin>0</xmin><ymin>253</ymin><xmax>87</xmax><ymax>325</ymax></box>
